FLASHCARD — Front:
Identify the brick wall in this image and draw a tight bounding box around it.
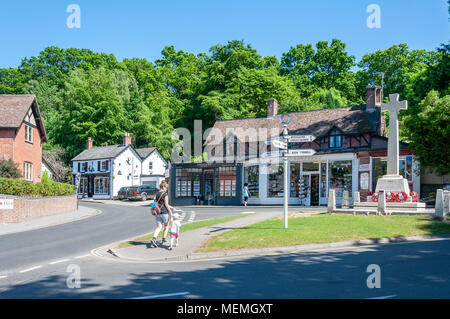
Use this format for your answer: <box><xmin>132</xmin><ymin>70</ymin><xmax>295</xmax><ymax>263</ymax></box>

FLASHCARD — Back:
<box><xmin>0</xmin><ymin>129</ymin><xmax>15</xmax><ymax>161</ymax></box>
<box><xmin>0</xmin><ymin>195</ymin><xmax>77</xmax><ymax>225</ymax></box>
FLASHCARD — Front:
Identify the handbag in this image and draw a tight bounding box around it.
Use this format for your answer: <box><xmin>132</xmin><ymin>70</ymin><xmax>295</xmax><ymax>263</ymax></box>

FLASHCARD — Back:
<box><xmin>151</xmin><ymin>192</ymin><xmax>165</xmax><ymax>216</ymax></box>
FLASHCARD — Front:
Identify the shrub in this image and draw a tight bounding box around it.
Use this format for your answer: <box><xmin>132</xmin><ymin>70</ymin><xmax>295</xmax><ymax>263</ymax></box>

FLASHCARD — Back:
<box><xmin>0</xmin><ymin>159</ymin><xmax>22</xmax><ymax>179</ymax></box>
<box><xmin>0</xmin><ymin>176</ymin><xmax>74</xmax><ymax>197</ymax></box>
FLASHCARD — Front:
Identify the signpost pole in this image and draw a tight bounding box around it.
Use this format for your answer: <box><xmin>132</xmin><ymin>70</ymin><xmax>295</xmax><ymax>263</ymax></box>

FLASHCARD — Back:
<box><xmin>281</xmin><ymin>120</ymin><xmax>290</xmax><ymax>229</ymax></box>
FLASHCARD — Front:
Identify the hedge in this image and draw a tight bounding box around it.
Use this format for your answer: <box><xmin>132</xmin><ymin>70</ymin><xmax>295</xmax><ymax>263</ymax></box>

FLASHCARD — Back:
<box><xmin>0</xmin><ymin>177</ymin><xmax>75</xmax><ymax>197</ymax></box>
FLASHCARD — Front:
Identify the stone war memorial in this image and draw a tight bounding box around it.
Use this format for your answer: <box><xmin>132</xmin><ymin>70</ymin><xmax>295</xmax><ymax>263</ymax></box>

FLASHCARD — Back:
<box><xmin>333</xmin><ymin>93</ymin><xmax>428</xmax><ymax>215</ymax></box>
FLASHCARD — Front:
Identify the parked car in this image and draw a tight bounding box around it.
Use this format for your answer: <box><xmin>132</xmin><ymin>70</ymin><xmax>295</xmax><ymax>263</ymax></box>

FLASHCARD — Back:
<box><xmin>117</xmin><ymin>187</ymin><xmax>130</xmax><ymax>200</ymax></box>
<box><xmin>127</xmin><ymin>185</ymin><xmax>158</xmax><ymax>201</ymax></box>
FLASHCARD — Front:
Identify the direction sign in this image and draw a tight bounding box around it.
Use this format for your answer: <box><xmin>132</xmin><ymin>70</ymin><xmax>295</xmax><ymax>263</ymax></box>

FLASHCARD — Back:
<box><xmin>286</xmin><ymin>149</ymin><xmax>316</xmax><ymax>156</ymax></box>
<box><xmin>272</xmin><ymin>139</ymin><xmax>287</xmax><ymax>149</ymax></box>
<box><xmin>289</xmin><ymin>135</ymin><xmax>316</xmax><ymax>143</ymax></box>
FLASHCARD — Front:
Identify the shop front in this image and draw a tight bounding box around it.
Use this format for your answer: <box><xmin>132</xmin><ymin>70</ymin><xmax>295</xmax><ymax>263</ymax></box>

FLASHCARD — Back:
<box><xmin>243</xmin><ymin>153</ymin><xmax>357</xmax><ymax>206</ymax></box>
<box><xmin>171</xmin><ymin>163</ymin><xmax>243</xmax><ymax>206</ymax></box>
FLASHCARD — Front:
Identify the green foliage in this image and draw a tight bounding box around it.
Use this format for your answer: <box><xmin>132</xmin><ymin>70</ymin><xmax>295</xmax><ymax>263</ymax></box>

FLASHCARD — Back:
<box><xmin>0</xmin><ymin>159</ymin><xmax>22</xmax><ymax>179</ymax></box>
<box><xmin>404</xmin><ymin>91</ymin><xmax>450</xmax><ymax>175</ymax></box>
<box><xmin>0</xmin><ymin>177</ymin><xmax>74</xmax><ymax>197</ymax></box>
<box><xmin>0</xmin><ymin>40</ymin><xmax>447</xmax><ymax>172</ymax></box>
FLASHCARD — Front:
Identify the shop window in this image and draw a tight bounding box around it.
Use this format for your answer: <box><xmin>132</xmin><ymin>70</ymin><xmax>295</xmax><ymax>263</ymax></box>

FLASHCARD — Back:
<box><xmin>290</xmin><ymin>163</ymin><xmax>300</xmax><ymax>197</ymax></box>
<box><xmin>320</xmin><ymin>162</ymin><xmax>327</xmax><ymax>198</ymax></box>
<box><xmin>268</xmin><ymin>164</ymin><xmax>284</xmax><ymax>197</ymax></box>
<box><xmin>218</xmin><ymin>167</ymin><xmax>236</xmax><ymax>197</ymax></box>
<box><xmin>175</xmin><ymin>168</ymin><xmax>201</xmax><ymax>198</ymax></box>
<box><xmin>78</xmin><ymin>177</ymin><xmax>88</xmax><ymax>194</ymax></box>
<box><xmin>244</xmin><ymin>165</ymin><xmax>259</xmax><ymax>198</ymax></box>
<box><xmin>328</xmin><ymin>160</ymin><xmax>352</xmax><ymax>198</ymax></box>
<box><xmin>94</xmin><ymin>177</ymin><xmax>109</xmax><ymax>194</ymax></box>
<box><xmin>372</xmin><ymin>157</ymin><xmax>413</xmax><ymax>191</ymax></box>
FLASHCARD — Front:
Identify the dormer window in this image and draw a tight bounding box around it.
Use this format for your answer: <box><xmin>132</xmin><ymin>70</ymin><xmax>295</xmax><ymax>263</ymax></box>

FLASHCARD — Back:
<box><xmin>329</xmin><ymin>135</ymin><xmax>342</xmax><ymax>148</ymax></box>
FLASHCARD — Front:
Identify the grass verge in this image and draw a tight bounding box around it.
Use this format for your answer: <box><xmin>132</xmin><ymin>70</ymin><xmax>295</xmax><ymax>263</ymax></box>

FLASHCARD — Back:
<box><xmin>197</xmin><ymin>213</ymin><xmax>450</xmax><ymax>252</ymax></box>
<box><xmin>115</xmin><ymin>214</ymin><xmax>246</xmax><ymax>249</ymax></box>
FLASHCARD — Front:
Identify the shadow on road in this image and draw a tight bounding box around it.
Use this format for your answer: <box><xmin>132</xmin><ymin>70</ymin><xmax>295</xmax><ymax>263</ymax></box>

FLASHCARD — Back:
<box><xmin>0</xmin><ymin>239</ymin><xmax>449</xmax><ymax>299</ymax></box>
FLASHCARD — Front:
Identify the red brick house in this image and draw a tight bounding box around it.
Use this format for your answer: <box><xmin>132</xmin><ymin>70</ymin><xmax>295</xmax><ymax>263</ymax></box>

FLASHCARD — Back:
<box><xmin>0</xmin><ymin>95</ymin><xmax>47</xmax><ymax>183</ymax></box>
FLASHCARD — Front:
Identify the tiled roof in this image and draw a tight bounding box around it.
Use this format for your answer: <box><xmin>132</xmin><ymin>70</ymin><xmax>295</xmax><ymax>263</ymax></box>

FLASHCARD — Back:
<box><xmin>71</xmin><ymin>145</ymin><xmax>129</xmax><ymax>161</ymax></box>
<box><xmin>135</xmin><ymin>147</ymin><xmax>156</xmax><ymax>159</ymax></box>
<box><xmin>0</xmin><ymin>94</ymin><xmax>47</xmax><ymax>141</ymax></box>
<box><xmin>206</xmin><ymin>105</ymin><xmax>381</xmax><ymax>144</ymax></box>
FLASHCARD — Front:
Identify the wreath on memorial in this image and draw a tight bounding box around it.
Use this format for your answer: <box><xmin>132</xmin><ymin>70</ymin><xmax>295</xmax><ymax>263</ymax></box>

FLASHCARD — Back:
<box><xmin>385</xmin><ymin>191</ymin><xmax>397</xmax><ymax>202</ymax></box>
<box><xmin>395</xmin><ymin>191</ymin><xmax>408</xmax><ymax>202</ymax></box>
<box><xmin>372</xmin><ymin>192</ymin><xmax>379</xmax><ymax>202</ymax></box>
<box><xmin>410</xmin><ymin>191</ymin><xmax>419</xmax><ymax>202</ymax></box>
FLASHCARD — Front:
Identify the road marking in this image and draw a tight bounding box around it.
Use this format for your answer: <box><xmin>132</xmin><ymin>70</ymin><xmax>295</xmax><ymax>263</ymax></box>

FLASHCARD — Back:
<box><xmin>129</xmin><ymin>291</ymin><xmax>190</xmax><ymax>299</ymax></box>
<box><xmin>74</xmin><ymin>254</ymin><xmax>91</xmax><ymax>259</ymax></box>
<box><xmin>19</xmin><ymin>266</ymin><xmax>42</xmax><ymax>273</ymax></box>
<box><xmin>0</xmin><ymin>275</ymin><xmax>7</xmax><ymax>280</ymax></box>
<box><xmin>366</xmin><ymin>295</ymin><xmax>397</xmax><ymax>299</ymax></box>
<box><xmin>49</xmin><ymin>259</ymin><xmax>70</xmax><ymax>265</ymax></box>
<box><xmin>242</xmin><ymin>211</ymin><xmax>256</xmax><ymax>214</ymax></box>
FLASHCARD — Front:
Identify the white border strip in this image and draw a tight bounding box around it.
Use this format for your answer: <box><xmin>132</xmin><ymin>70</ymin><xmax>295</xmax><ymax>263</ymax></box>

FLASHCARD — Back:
<box><xmin>19</xmin><ymin>265</ymin><xmax>42</xmax><ymax>273</ymax></box>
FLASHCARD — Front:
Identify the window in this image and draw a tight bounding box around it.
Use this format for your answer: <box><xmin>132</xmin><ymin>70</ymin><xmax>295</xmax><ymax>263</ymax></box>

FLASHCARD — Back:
<box><xmin>320</xmin><ymin>162</ymin><xmax>327</xmax><ymax>197</ymax></box>
<box><xmin>149</xmin><ymin>162</ymin><xmax>153</xmax><ymax>170</ymax></box>
<box><xmin>101</xmin><ymin>160</ymin><xmax>109</xmax><ymax>171</ymax></box>
<box><xmin>24</xmin><ymin>162</ymin><xmax>33</xmax><ymax>181</ymax></box>
<box><xmin>218</xmin><ymin>167</ymin><xmax>236</xmax><ymax>197</ymax></box>
<box><xmin>328</xmin><ymin>160</ymin><xmax>352</xmax><ymax>198</ymax></box>
<box><xmin>81</xmin><ymin>162</ymin><xmax>88</xmax><ymax>172</ymax></box>
<box><xmin>290</xmin><ymin>163</ymin><xmax>300</xmax><ymax>197</ymax></box>
<box><xmin>244</xmin><ymin>165</ymin><xmax>259</xmax><ymax>198</ymax></box>
<box><xmin>94</xmin><ymin>177</ymin><xmax>109</xmax><ymax>194</ymax></box>
<box><xmin>268</xmin><ymin>164</ymin><xmax>284</xmax><ymax>197</ymax></box>
<box><xmin>329</xmin><ymin>135</ymin><xmax>342</xmax><ymax>148</ymax></box>
<box><xmin>24</xmin><ymin>125</ymin><xmax>33</xmax><ymax>143</ymax></box>
<box><xmin>372</xmin><ymin>157</ymin><xmax>413</xmax><ymax>191</ymax></box>
<box><xmin>78</xmin><ymin>177</ymin><xmax>88</xmax><ymax>194</ymax></box>
<box><xmin>175</xmin><ymin>168</ymin><xmax>201</xmax><ymax>198</ymax></box>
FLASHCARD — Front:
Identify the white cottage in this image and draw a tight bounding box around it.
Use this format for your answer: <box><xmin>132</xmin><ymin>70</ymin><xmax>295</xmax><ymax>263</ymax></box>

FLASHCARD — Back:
<box><xmin>71</xmin><ymin>133</ymin><xmax>168</xmax><ymax>199</ymax></box>
<box><xmin>135</xmin><ymin>147</ymin><xmax>168</xmax><ymax>188</ymax></box>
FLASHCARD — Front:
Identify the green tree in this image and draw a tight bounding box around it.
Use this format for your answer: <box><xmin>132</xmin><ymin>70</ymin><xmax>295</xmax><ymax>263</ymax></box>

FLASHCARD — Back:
<box><xmin>404</xmin><ymin>91</ymin><xmax>450</xmax><ymax>175</ymax></box>
<box><xmin>0</xmin><ymin>159</ymin><xmax>22</xmax><ymax>179</ymax></box>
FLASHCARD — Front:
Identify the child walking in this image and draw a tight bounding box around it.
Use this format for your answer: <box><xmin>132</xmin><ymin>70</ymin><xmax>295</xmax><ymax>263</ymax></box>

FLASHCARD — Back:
<box><xmin>168</xmin><ymin>212</ymin><xmax>182</xmax><ymax>250</ymax></box>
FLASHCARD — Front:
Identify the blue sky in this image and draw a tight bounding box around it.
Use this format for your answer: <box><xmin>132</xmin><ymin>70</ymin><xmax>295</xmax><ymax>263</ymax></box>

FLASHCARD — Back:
<box><xmin>0</xmin><ymin>0</ymin><xmax>448</xmax><ymax>68</ymax></box>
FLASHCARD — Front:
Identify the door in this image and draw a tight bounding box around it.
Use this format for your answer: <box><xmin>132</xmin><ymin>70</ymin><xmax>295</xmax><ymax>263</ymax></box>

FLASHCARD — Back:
<box><xmin>204</xmin><ymin>169</ymin><xmax>214</xmax><ymax>205</ymax></box>
<box><xmin>88</xmin><ymin>175</ymin><xmax>94</xmax><ymax>197</ymax></box>
<box><xmin>310</xmin><ymin>174</ymin><xmax>319</xmax><ymax>206</ymax></box>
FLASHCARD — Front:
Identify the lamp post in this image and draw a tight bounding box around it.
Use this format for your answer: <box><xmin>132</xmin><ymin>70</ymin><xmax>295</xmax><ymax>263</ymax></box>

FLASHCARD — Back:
<box><xmin>280</xmin><ymin>114</ymin><xmax>291</xmax><ymax>229</ymax></box>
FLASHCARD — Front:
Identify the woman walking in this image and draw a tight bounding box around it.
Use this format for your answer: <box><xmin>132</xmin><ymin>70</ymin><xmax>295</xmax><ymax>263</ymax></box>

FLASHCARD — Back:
<box><xmin>151</xmin><ymin>180</ymin><xmax>173</xmax><ymax>248</ymax></box>
<box><xmin>243</xmin><ymin>183</ymin><xmax>250</xmax><ymax>207</ymax></box>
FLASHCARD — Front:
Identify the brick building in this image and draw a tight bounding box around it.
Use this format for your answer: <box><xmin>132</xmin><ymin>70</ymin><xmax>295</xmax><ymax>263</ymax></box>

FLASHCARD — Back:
<box><xmin>0</xmin><ymin>95</ymin><xmax>47</xmax><ymax>183</ymax></box>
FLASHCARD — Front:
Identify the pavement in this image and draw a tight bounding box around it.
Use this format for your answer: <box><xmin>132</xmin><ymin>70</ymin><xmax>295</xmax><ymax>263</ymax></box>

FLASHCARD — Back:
<box><xmin>0</xmin><ymin>205</ymin><xmax>101</xmax><ymax>236</ymax></box>
<box><xmin>94</xmin><ymin>209</ymin><xmax>450</xmax><ymax>263</ymax></box>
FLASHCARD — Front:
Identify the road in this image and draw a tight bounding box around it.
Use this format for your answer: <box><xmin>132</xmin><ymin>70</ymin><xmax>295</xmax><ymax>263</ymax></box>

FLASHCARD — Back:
<box><xmin>0</xmin><ymin>202</ymin><xmax>449</xmax><ymax>299</ymax></box>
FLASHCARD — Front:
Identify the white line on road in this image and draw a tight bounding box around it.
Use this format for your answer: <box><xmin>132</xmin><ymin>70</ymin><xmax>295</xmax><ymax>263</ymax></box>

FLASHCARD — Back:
<box><xmin>49</xmin><ymin>259</ymin><xmax>70</xmax><ymax>265</ymax></box>
<box><xmin>74</xmin><ymin>254</ymin><xmax>91</xmax><ymax>259</ymax></box>
<box><xmin>365</xmin><ymin>295</ymin><xmax>397</xmax><ymax>299</ymax></box>
<box><xmin>0</xmin><ymin>275</ymin><xmax>7</xmax><ymax>280</ymax></box>
<box><xmin>129</xmin><ymin>291</ymin><xmax>190</xmax><ymax>299</ymax></box>
<box><xmin>19</xmin><ymin>266</ymin><xmax>42</xmax><ymax>273</ymax></box>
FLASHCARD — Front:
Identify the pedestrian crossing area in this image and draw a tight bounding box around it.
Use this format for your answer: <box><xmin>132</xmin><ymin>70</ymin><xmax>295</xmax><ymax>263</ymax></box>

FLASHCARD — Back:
<box><xmin>174</xmin><ymin>210</ymin><xmax>195</xmax><ymax>223</ymax></box>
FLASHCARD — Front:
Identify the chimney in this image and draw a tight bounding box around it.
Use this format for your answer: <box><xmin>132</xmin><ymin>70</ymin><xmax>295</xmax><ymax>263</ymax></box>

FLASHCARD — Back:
<box><xmin>123</xmin><ymin>132</ymin><xmax>132</xmax><ymax>146</ymax></box>
<box><xmin>366</xmin><ymin>85</ymin><xmax>383</xmax><ymax>109</ymax></box>
<box><xmin>267</xmin><ymin>98</ymin><xmax>279</xmax><ymax>117</ymax></box>
<box><xmin>86</xmin><ymin>137</ymin><xmax>93</xmax><ymax>149</ymax></box>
